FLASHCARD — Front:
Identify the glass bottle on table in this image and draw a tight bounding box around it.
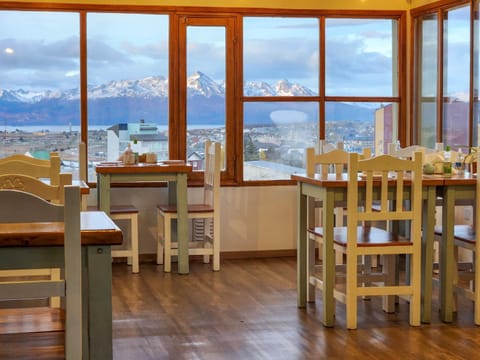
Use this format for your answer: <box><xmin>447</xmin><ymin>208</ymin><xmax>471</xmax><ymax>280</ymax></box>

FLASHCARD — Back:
<box><xmin>443</xmin><ymin>145</ymin><xmax>452</xmax><ymax>176</ymax></box>
<box><xmin>454</xmin><ymin>148</ymin><xmax>465</xmax><ymax>176</ymax></box>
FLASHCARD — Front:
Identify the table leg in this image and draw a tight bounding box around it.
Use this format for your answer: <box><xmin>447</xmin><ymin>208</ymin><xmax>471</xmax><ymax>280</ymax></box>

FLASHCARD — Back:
<box><xmin>84</xmin><ymin>245</ymin><xmax>113</xmax><ymax>359</ymax></box>
<box><xmin>297</xmin><ymin>183</ymin><xmax>307</xmax><ymax>308</ymax></box>
<box><xmin>97</xmin><ymin>173</ymin><xmax>111</xmax><ymax>215</ymax></box>
<box><xmin>176</xmin><ymin>173</ymin><xmax>189</xmax><ymax>274</ymax></box>
<box><xmin>421</xmin><ymin>185</ymin><xmax>436</xmax><ymax>323</ymax></box>
<box><xmin>322</xmin><ymin>188</ymin><xmax>335</xmax><ymax>327</ymax></box>
<box><xmin>440</xmin><ymin>185</ymin><xmax>456</xmax><ymax>322</ymax></box>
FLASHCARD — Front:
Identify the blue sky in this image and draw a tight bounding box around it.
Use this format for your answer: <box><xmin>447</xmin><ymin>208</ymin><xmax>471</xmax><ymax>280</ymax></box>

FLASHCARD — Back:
<box><xmin>0</xmin><ymin>9</ymin><xmax>471</xmax><ymax>99</ymax></box>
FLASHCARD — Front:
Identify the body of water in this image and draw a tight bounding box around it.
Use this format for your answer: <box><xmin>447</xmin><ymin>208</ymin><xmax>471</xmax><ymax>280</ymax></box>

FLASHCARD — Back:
<box><xmin>3</xmin><ymin>124</ymin><xmax>225</xmax><ymax>133</ymax></box>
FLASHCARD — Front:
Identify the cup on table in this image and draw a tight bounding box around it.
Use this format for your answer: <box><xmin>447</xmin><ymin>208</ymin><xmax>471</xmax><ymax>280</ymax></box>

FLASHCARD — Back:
<box><xmin>146</xmin><ymin>153</ymin><xmax>157</xmax><ymax>163</ymax></box>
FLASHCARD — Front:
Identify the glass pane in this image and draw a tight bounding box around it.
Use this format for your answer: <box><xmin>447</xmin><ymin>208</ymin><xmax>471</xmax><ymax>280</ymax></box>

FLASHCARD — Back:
<box><xmin>243</xmin><ymin>102</ymin><xmax>319</xmax><ymax>181</ymax></box>
<box><xmin>0</xmin><ymin>11</ymin><xmax>80</xmax><ymax>175</ymax></box>
<box><xmin>325</xmin><ymin>18</ymin><xmax>396</xmax><ymax>97</ymax></box>
<box><xmin>243</xmin><ymin>17</ymin><xmax>319</xmax><ymax>96</ymax></box>
<box><xmin>325</xmin><ymin>102</ymin><xmax>396</xmax><ymax>155</ymax></box>
<box><xmin>443</xmin><ymin>6</ymin><xmax>470</xmax><ymax>148</ymax></box>
<box><xmin>187</xmin><ymin>26</ymin><xmax>226</xmax><ymax>171</ymax></box>
<box><xmin>87</xmin><ymin>13</ymin><xmax>169</xmax><ymax>180</ymax></box>
<box><xmin>418</xmin><ymin>14</ymin><xmax>438</xmax><ymax>148</ymax></box>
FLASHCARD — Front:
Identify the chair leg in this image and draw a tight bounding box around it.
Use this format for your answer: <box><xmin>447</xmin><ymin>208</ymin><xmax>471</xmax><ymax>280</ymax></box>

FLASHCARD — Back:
<box><xmin>49</xmin><ymin>268</ymin><xmax>61</xmax><ymax>308</ymax></box>
<box><xmin>212</xmin><ymin>217</ymin><xmax>220</xmax><ymax>271</ymax></box>
<box><xmin>163</xmin><ymin>216</ymin><xmax>172</xmax><ymax>272</ymax></box>
<box><xmin>382</xmin><ymin>254</ymin><xmax>396</xmax><ymax>313</ymax></box>
<box><xmin>346</xmin><ymin>253</ymin><xmax>358</xmax><ymax>330</ymax></box>
<box><xmin>199</xmin><ymin>219</ymin><xmax>210</xmax><ymax>264</ymax></box>
<box><xmin>156</xmin><ymin>211</ymin><xmax>165</xmax><ymax>265</ymax></box>
<box><xmin>131</xmin><ymin>214</ymin><xmax>139</xmax><ymax>274</ymax></box>
<box><xmin>307</xmin><ymin>234</ymin><xmax>317</xmax><ymax>303</ymax></box>
<box><xmin>409</xmin><ymin>250</ymin><xmax>421</xmax><ymax>326</ymax></box>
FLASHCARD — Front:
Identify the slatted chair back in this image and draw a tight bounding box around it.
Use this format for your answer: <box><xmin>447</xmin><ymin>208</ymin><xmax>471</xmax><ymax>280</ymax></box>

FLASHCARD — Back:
<box><xmin>0</xmin><ymin>172</ymin><xmax>72</xmax><ymax>204</ymax></box>
<box><xmin>203</xmin><ymin>140</ymin><xmax>222</xmax><ymax>210</ymax></box>
<box><xmin>306</xmin><ymin>147</ymin><xmax>371</xmax><ymax>178</ymax></box>
<box><xmin>0</xmin><ymin>152</ymin><xmax>61</xmax><ymax>185</ymax></box>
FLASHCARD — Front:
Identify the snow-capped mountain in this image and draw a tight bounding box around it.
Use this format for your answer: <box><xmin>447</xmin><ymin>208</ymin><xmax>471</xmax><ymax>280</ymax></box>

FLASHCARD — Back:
<box><xmin>0</xmin><ymin>72</ymin><xmax>315</xmax><ymax>103</ymax></box>
<box><xmin>0</xmin><ymin>72</ymin><xmax>375</xmax><ymax>127</ymax></box>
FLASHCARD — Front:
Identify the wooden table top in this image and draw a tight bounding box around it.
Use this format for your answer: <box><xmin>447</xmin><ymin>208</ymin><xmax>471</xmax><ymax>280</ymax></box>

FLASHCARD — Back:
<box><xmin>0</xmin><ymin>211</ymin><xmax>123</xmax><ymax>247</ymax></box>
<box><xmin>291</xmin><ymin>172</ymin><xmax>471</xmax><ymax>187</ymax></box>
<box><xmin>95</xmin><ymin>161</ymin><xmax>192</xmax><ymax>174</ymax></box>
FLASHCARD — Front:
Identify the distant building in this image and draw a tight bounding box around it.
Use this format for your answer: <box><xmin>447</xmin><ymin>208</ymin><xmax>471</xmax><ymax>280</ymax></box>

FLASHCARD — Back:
<box><xmin>188</xmin><ymin>151</ymin><xmax>204</xmax><ymax>170</ymax></box>
<box><xmin>107</xmin><ymin>120</ymin><xmax>168</xmax><ymax>161</ymax></box>
<box><xmin>375</xmin><ymin>104</ymin><xmax>394</xmax><ymax>155</ymax></box>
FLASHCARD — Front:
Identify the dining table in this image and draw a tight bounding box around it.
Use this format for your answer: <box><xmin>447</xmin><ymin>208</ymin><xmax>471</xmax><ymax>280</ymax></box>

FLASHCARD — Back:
<box><xmin>291</xmin><ymin>171</ymin><xmax>448</xmax><ymax>326</ymax></box>
<box><xmin>95</xmin><ymin>161</ymin><xmax>193</xmax><ymax>274</ymax></box>
<box><xmin>0</xmin><ymin>210</ymin><xmax>123</xmax><ymax>359</ymax></box>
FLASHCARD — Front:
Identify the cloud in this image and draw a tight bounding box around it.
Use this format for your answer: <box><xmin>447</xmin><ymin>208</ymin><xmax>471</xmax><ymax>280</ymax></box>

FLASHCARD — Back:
<box><xmin>0</xmin><ymin>37</ymin><xmax>82</xmax><ymax>89</ymax></box>
<box><xmin>243</xmin><ymin>37</ymin><xmax>319</xmax><ymax>85</ymax></box>
<box><xmin>325</xmin><ymin>37</ymin><xmax>393</xmax><ymax>95</ymax></box>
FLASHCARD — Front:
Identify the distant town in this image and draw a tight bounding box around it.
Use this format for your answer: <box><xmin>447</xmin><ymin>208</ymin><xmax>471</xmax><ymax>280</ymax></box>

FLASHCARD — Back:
<box><xmin>0</xmin><ymin>118</ymin><xmax>376</xmax><ymax>181</ymax></box>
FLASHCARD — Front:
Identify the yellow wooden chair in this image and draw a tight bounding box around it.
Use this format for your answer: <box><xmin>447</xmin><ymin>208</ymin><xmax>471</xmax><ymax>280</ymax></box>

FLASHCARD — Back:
<box><xmin>0</xmin><ymin>185</ymin><xmax>82</xmax><ymax>358</ymax></box>
<box><xmin>0</xmin><ymin>163</ymin><xmax>72</xmax><ymax>308</ymax></box>
<box><xmin>0</xmin><ymin>152</ymin><xmax>61</xmax><ymax>185</ymax></box>
<box><xmin>308</xmin><ymin>151</ymin><xmax>423</xmax><ymax>329</ymax></box>
<box><xmin>157</xmin><ymin>141</ymin><xmax>221</xmax><ymax>272</ymax></box>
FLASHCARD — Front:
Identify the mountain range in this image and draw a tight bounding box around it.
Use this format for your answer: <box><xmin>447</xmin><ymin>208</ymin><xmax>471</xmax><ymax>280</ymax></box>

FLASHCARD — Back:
<box><xmin>0</xmin><ymin>72</ymin><xmax>376</xmax><ymax>127</ymax></box>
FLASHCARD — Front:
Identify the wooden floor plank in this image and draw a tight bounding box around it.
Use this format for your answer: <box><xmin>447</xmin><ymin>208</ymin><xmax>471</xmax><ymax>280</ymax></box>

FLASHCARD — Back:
<box><xmin>0</xmin><ymin>257</ymin><xmax>479</xmax><ymax>359</ymax></box>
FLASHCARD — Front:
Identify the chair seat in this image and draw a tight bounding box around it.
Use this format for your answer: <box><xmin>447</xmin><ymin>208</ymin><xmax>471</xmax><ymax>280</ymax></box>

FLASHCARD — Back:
<box><xmin>157</xmin><ymin>203</ymin><xmax>214</xmax><ymax>214</ymax></box>
<box><xmin>88</xmin><ymin>204</ymin><xmax>139</xmax><ymax>273</ymax></box>
<box><xmin>308</xmin><ymin>226</ymin><xmax>412</xmax><ymax>247</ymax></box>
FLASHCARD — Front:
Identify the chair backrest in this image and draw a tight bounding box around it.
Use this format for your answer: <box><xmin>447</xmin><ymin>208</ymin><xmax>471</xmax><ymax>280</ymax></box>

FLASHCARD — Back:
<box><xmin>306</xmin><ymin>147</ymin><xmax>371</xmax><ymax>178</ymax></box>
<box><xmin>0</xmin><ymin>152</ymin><xmax>62</xmax><ymax>185</ymax></box>
<box><xmin>0</xmin><ymin>186</ymin><xmax>82</xmax><ymax>357</ymax></box>
<box><xmin>306</xmin><ymin>147</ymin><xmax>349</xmax><ymax>178</ymax></box>
<box><xmin>316</xmin><ymin>140</ymin><xmax>344</xmax><ymax>154</ymax></box>
<box><xmin>0</xmin><ymin>172</ymin><xmax>72</xmax><ymax>204</ymax></box>
<box><xmin>346</xmin><ymin>151</ymin><xmax>423</xmax><ymax>247</ymax></box>
<box><xmin>203</xmin><ymin>141</ymin><xmax>221</xmax><ymax>210</ymax></box>
<box><xmin>387</xmin><ymin>144</ymin><xmax>426</xmax><ymax>159</ymax></box>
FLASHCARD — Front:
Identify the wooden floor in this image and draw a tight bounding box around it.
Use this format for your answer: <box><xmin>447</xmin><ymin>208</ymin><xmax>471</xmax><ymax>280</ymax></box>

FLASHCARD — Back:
<box><xmin>0</xmin><ymin>257</ymin><xmax>479</xmax><ymax>359</ymax></box>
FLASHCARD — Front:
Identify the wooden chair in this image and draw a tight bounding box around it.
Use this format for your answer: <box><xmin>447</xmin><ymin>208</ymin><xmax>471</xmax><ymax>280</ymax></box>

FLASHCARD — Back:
<box><xmin>0</xmin><ymin>172</ymin><xmax>72</xmax><ymax>307</ymax></box>
<box><xmin>0</xmin><ymin>152</ymin><xmax>62</xmax><ymax>185</ymax></box>
<box><xmin>308</xmin><ymin>151</ymin><xmax>423</xmax><ymax>329</ymax></box>
<box><xmin>306</xmin><ymin>146</ymin><xmax>373</xmax><ymax>267</ymax></box>
<box><xmin>79</xmin><ymin>142</ymin><xmax>139</xmax><ymax>273</ymax></box>
<box><xmin>0</xmin><ymin>185</ymin><xmax>82</xmax><ymax>358</ymax></box>
<box><xmin>157</xmin><ymin>141</ymin><xmax>221</xmax><ymax>272</ymax></box>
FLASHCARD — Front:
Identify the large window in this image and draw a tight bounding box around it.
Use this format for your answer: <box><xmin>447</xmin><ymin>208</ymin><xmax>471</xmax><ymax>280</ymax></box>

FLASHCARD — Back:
<box><xmin>243</xmin><ymin>17</ymin><xmax>319</xmax><ymax>181</ymax></box>
<box><xmin>87</xmin><ymin>13</ymin><xmax>169</xmax><ymax>181</ymax></box>
<box><xmin>325</xmin><ymin>18</ymin><xmax>399</xmax><ymax>156</ymax></box>
<box><xmin>325</xmin><ymin>19</ymin><xmax>396</xmax><ymax>97</ymax></box>
<box><xmin>414</xmin><ymin>2</ymin><xmax>473</xmax><ymax>151</ymax></box>
<box><xmin>0</xmin><ymin>11</ymin><xmax>80</xmax><ymax>176</ymax></box>
<box><xmin>243</xmin><ymin>16</ymin><xmax>401</xmax><ymax>181</ymax></box>
<box><xmin>443</xmin><ymin>6</ymin><xmax>470</xmax><ymax>148</ymax></box>
<box><xmin>0</xmin><ymin>5</ymin><xmax>405</xmax><ymax>185</ymax></box>
<box><xmin>416</xmin><ymin>13</ymin><xmax>438</xmax><ymax>148</ymax></box>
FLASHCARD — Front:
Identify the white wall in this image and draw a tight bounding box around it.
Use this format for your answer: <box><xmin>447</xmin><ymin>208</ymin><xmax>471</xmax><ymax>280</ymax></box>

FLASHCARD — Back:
<box><xmin>87</xmin><ymin>185</ymin><xmax>298</xmax><ymax>254</ymax></box>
